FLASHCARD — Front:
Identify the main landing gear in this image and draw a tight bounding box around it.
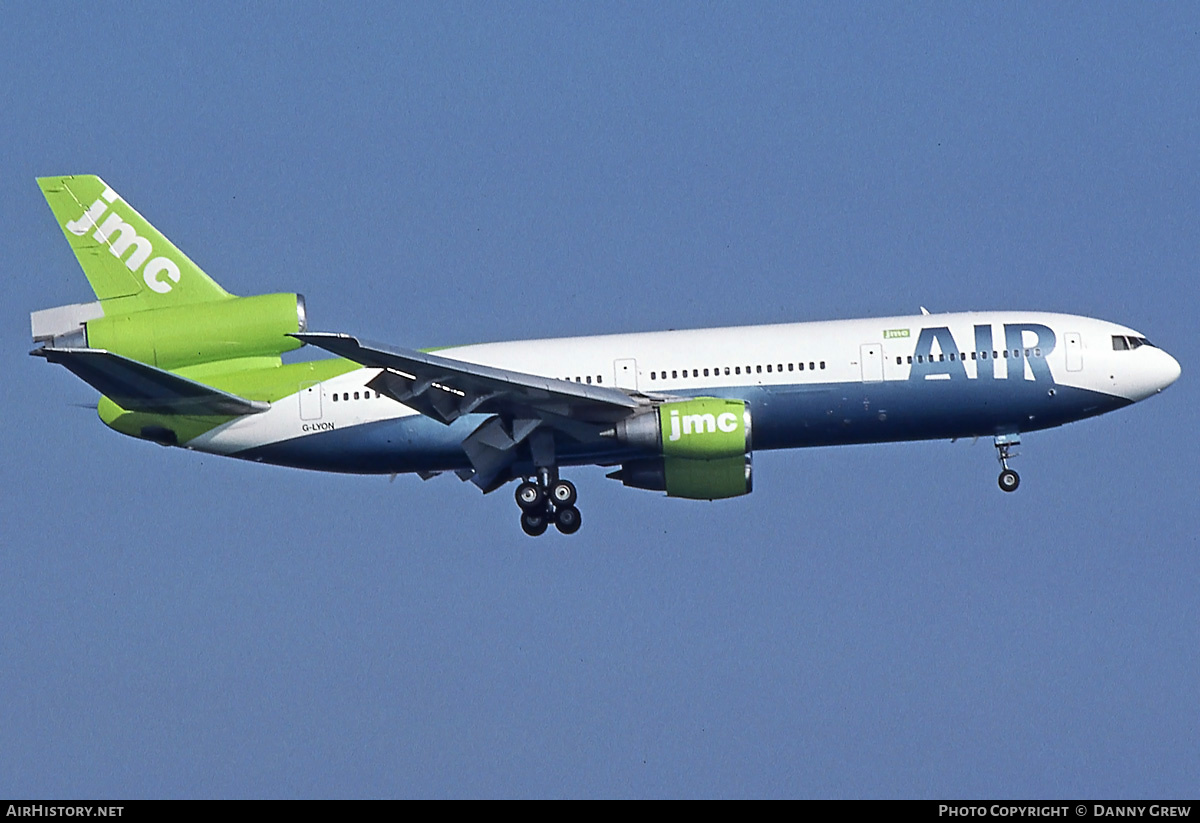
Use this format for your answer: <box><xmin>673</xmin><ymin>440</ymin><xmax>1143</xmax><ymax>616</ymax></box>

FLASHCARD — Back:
<box><xmin>515</xmin><ymin>471</ymin><xmax>581</xmax><ymax>537</ymax></box>
<box><xmin>994</xmin><ymin>434</ymin><xmax>1021</xmax><ymax>493</ymax></box>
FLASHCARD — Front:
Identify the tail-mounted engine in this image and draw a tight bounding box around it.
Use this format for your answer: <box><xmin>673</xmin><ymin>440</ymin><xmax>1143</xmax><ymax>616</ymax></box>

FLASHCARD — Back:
<box><xmin>32</xmin><ymin>293</ymin><xmax>307</xmax><ymax>369</ymax></box>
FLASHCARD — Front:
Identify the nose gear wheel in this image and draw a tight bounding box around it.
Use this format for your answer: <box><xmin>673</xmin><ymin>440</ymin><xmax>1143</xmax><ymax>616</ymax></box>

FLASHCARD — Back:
<box><xmin>994</xmin><ymin>434</ymin><xmax>1021</xmax><ymax>493</ymax></box>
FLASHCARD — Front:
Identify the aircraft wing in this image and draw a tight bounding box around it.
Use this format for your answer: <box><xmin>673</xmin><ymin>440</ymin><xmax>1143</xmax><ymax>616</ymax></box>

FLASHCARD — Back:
<box><xmin>294</xmin><ymin>332</ymin><xmax>650</xmax><ymax>490</ymax></box>
<box><xmin>293</xmin><ymin>332</ymin><xmax>642</xmax><ymax>425</ymax></box>
<box><xmin>32</xmin><ymin>347</ymin><xmax>270</xmax><ymax>416</ymax></box>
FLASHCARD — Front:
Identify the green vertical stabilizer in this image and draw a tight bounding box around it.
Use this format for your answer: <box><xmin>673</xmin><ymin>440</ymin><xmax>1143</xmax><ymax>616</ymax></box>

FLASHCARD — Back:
<box><xmin>38</xmin><ymin>175</ymin><xmax>232</xmax><ymax>313</ymax></box>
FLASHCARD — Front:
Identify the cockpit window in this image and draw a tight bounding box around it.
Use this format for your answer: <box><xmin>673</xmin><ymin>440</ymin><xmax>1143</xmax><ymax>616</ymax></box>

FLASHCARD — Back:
<box><xmin>1113</xmin><ymin>335</ymin><xmax>1156</xmax><ymax>351</ymax></box>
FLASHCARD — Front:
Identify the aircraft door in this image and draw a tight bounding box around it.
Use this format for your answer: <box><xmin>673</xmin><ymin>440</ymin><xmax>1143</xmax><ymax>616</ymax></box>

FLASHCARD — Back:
<box><xmin>860</xmin><ymin>344</ymin><xmax>883</xmax><ymax>382</ymax></box>
<box><xmin>614</xmin><ymin>358</ymin><xmax>638</xmax><ymax>391</ymax></box>
<box><xmin>299</xmin><ymin>381</ymin><xmax>322</xmax><ymax>420</ymax></box>
<box><xmin>1064</xmin><ymin>332</ymin><xmax>1083</xmax><ymax>372</ymax></box>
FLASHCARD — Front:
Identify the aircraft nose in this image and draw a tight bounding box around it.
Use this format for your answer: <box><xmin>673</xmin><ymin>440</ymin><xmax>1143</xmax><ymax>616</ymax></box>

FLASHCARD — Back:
<box><xmin>1156</xmin><ymin>349</ymin><xmax>1182</xmax><ymax>392</ymax></box>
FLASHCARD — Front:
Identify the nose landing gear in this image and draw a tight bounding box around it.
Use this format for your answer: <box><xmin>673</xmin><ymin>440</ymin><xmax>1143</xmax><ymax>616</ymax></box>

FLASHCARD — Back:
<box><xmin>994</xmin><ymin>434</ymin><xmax>1021</xmax><ymax>492</ymax></box>
<box><xmin>515</xmin><ymin>473</ymin><xmax>581</xmax><ymax>536</ymax></box>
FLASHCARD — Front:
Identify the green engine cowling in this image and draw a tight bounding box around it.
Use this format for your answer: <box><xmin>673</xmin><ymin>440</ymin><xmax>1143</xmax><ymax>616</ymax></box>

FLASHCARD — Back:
<box><xmin>84</xmin><ymin>293</ymin><xmax>307</xmax><ymax>369</ymax></box>
<box><xmin>606</xmin><ymin>398</ymin><xmax>753</xmax><ymax>499</ymax></box>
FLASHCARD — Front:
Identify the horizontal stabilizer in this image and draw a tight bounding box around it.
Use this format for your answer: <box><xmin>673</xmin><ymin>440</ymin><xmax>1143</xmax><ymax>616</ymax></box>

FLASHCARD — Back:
<box><xmin>32</xmin><ymin>347</ymin><xmax>270</xmax><ymax>416</ymax></box>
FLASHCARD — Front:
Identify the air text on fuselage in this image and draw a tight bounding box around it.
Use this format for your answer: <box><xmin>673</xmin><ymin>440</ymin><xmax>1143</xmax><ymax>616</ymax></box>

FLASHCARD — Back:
<box><xmin>908</xmin><ymin>324</ymin><xmax>1057</xmax><ymax>382</ymax></box>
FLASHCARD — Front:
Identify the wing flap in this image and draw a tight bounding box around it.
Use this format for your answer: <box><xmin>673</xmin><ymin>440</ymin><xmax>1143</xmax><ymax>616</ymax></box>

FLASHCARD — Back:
<box><xmin>32</xmin><ymin>347</ymin><xmax>270</xmax><ymax>416</ymax></box>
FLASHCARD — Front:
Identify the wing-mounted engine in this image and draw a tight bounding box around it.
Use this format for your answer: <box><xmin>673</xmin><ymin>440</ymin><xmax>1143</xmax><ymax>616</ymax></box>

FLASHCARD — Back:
<box><xmin>604</xmin><ymin>398</ymin><xmax>753</xmax><ymax>499</ymax></box>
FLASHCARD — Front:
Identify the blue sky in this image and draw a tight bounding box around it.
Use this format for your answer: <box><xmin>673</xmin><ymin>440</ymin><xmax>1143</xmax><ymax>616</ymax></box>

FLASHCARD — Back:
<box><xmin>2</xmin><ymin>3</ymin><xmax>1197</xmax><ymax>798</ymax></box>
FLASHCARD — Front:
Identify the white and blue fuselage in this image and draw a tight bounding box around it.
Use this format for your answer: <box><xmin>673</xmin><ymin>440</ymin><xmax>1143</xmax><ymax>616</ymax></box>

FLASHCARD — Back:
<box><xmin>192</xmin><ymin>310</ymin><xmax>1180</xmax><ymax>475</ymax></box>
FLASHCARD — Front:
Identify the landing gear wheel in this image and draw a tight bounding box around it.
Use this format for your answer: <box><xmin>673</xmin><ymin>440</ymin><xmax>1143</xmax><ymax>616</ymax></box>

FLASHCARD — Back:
<box><xmin>998</xmin><ymin>468</ymin><xmax>1020</xmax><ymax>493</ymax></box>
<box><xmin>515</xmin><ymin>473</ymin><xmax>583</xmax><ymax>536</ymax></box>
<box><xmin>521</xmin><ymin>510</ymin><xmax>550</xmax><ymax>537</ymax></box>
<box><xmin>554</xmin><ymin>505</ymin><xmax>582</xmax><ymax>535</ymax></box>
<box><xmin>549</xmin><ymin>479</ymin><xmax>577</xmax><ymax>508</ymax></box>
<box><xmin>993</xmin><ymin>435</ymin><xmax>1022</xmax><ymax>495</ymax></box>
<box><xmin>515</xmin><ymin>481</ymin><xmax>545</xmax><ymax>511</ymax></box>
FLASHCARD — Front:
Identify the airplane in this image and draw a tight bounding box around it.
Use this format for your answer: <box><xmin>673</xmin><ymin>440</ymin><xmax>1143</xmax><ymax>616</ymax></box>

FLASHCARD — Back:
<box><xmin>31</xmin><ymin>175</ymin><xmax>1181</xmax><ymax>536</ymax></box>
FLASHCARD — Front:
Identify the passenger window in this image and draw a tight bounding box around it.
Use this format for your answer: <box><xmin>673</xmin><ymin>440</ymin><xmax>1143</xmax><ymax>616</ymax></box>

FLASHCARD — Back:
<box><xmin>766</xmin><ymin>364</ymin><xmax>772</xmax><ymax>373</ymax></box>
<box><xmin>332</xmin><ymin>394</ymin><xmax>338</xmax><ymax>402</ymax></box>
<box><xmin>597</xmin><ymin>376</ymin><xmax>602</xmax><ymax>384</ymax></box>
<box><xmin>735</xmin><ymin>366</ymin><xmax>741</xmax><ymax>375</ymax></box>
<box><xmin>703</xmin><ymin>368</ymin><xmax>710</xmax><ymax>377</ymax></box>
<box><xmin>1002</xmin><ymin>351</ymin><xmax>1009</xmax><ymax>359</ymax></box>
<box><xmin>917</xmin><ymin>356</ymin><xmax>923</xmax><ymax>363</ymax></box>
<box><xmin>819</xmin><ymin>361</ymin><xmax>825</xmax><ymax>369</ymax></box>
<box><xmin>981</xmin><ymin>351</ymin><xmax>988</xmax><ymax>359</ymax></box>
<box><xmin>1034</xmin><ymin>348</ymin><xmax>1041</xmax><ymax>357</ymax></box>
<box><xmin>907</xmin><ymin>356</ymin><xmax>912</xmax><ymax>364</ymax></box>
<box><xmin>343</xmin><ymin>392</ymin><xmax>349</xmax><ymax>401</ymax></box>
<box><xmin>970</xmin><ymin>352</ymin><xmax>977</xmax><ymax>360</ymax></box>
<box><xmin>693</xmin><ymin>369</ymin><xmax>699</xmax><ymax>377</ymax></box>
<box><xmin>799</xmin><ymin>362</ymin><xmax>805</xmax><ymax>371</ymax></box>
<box><xmin>724</xmin><ymin>367</ymin><xmax>730</xmax><ymax>375</ymax></box>
<box><xmin>756</xmin><ymin>365</ymin><xmax>762</xmax><ymax>373</ymax></box>
<box><xmin>777</xmin><ymin>364</ymin><xmax>783</xmax><ymax>372</ymax></box>
<box><xmin>949</xmin><ymin>353</ymin><xmax>956</xmax><ymax>361</ymax></box>
<box><xmin>354</xmin><ymin>391</ymin><xmax>360</xmax><ymax>400</ymax></box>
<box><xmin>587</xmin><ymin>376</ymin><xmax>592</xmax><ymax>384</ymax></box>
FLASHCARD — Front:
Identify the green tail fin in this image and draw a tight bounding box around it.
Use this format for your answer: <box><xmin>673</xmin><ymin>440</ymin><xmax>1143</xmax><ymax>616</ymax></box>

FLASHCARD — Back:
<box><xmin>38</xmin><ymin>175</ymin><xmax>233</xmax><ymax>313</ymax></box>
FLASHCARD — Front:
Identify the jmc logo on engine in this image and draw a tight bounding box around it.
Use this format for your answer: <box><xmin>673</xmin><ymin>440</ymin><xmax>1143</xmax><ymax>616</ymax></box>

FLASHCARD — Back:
<box><xmin>667</xmin><ymin>408</ymin><xmax>740</xmax><ymax>441</ymax></box>
<box><xmin>658</xmin><ymin>398</ymin><xmax>749</xmax><ymax>460</ymax></box>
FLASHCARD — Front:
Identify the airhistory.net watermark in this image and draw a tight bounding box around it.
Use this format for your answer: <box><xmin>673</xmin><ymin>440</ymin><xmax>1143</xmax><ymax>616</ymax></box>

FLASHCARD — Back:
<box><xmin>6</xmin><ymin>807</ymin><xmax>123</xmax><ymax>817</ymax></box>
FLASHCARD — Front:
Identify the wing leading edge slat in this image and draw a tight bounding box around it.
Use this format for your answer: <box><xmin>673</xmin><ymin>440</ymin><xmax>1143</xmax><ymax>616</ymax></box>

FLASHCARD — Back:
<box><xmin>293</xmin><ymin>332</ymin><xmax>642</xmax><ymax>425</ymax></box>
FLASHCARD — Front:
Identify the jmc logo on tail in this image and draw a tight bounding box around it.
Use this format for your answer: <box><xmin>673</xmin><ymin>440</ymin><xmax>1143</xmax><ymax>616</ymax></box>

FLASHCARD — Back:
<box><xmin>65</xmin><ymin>187</ymin><xmax>181</xmax><ymax>294</ymax></box>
